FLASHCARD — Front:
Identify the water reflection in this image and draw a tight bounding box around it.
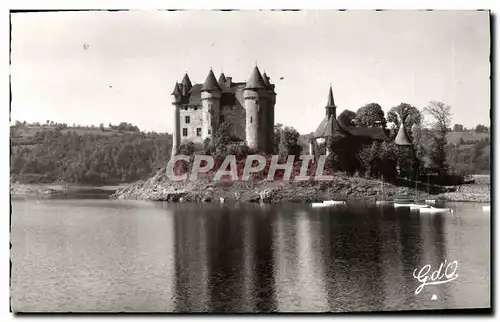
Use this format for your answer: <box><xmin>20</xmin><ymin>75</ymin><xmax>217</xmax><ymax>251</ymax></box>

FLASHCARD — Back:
<box><xmin>11</xmin><ymin>200</ymin><xmax>490</xmax><ymax>312</ymax></box>
<box><xmin>272</xmin><ymin>211</ymin><xmax>329</xmax><ymax>312</ymax></box>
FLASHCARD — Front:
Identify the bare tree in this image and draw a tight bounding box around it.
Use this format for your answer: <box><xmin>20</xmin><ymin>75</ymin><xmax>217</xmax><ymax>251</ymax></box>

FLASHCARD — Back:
<box><xmin>424</xmin><ymin>101</ymin><xmax>452</xmax><ymax>137</ymax></box>
<box><xmin>423</xmin><ymin>101</ymin><xmax>452</xmax><ymax>173</ymax></box>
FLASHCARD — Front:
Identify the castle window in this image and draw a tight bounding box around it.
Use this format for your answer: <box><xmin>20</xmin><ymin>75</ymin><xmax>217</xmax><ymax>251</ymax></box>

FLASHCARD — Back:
<box><xmin>196</xmin><ymin>128</ymin><xmax>202</xmax><ymax>137</ymax></box>
<box><xmin>182</xmin><ymin>128</ymin><xmax>188</xmax><ymax>137</ymax></box>
<box><xmin>220</xmin><ymin>115</ymin><xmax>225</xmax><ymax>123</ymax></box>
<box><xmin>194</xmin><ymin>106</ymin><xmax>198</xmax><ymax>111</ymax></box>
<box><xmin>208</xmin><ymin>129</ymin><xmax>212</xmax><ymax>135</ymax></box>
<box><xmin>250</xmin><ymin>117</ymin><xmax>253</xmax><ymax>123</ymax></box>
<box><xmin>185</xmin><ymin>116</ymin><xmax>190</xmax><ymax>124</ymax></box>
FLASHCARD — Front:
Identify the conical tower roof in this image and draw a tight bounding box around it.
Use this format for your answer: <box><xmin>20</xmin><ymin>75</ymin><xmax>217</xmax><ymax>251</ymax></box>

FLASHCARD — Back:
<box><xmin>326</xmin><ymin>86</ymin><xmax>335</xmax><ymax>107</ymax></box>
<box><xmin>245</xmin><ymin>66</ymin><xmax>266</xmax><ymax>89</ymax></box>
<box><xmin>394</xmin><ymin>122</ymin><xmax>412</xmax><ymax>146</ymax></box>
<box><xmin>218</xmin><ymin>72</ymin><xmax>227</xmax><ymax>83</ymax></box>
<box><xmin>171</xmin><ymin>82</ymin><xmax>181</xmax><ymax>95</ymax></box>
<box><xmin>181</xmin><ymin>73</ymin><xmax>192</xmax><ymax>88</ymax></box>
<box><xmin>201</xmin><ymin>69</ymin><xmax>222</xmax><ymax>92</ymax></box>
<box><xmin>181</xmin><ymin>73</ymin><xmax>192</xmax><ymax>95</ymax></box>
<box><xmin>262</xmin><ymin>72</ymin><xmax>270</xmax><ymax>88</ymax></box>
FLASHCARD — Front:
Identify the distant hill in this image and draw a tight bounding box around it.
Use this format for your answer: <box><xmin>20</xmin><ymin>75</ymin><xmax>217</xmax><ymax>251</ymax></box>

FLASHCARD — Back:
<box><xmin>10</xmin><ymin>123</ymin><xmax>173</xmax><ymax>185</ymax></box>
<box><xmin>446</xmin><ymin>131</ymin><xmax>489</xmax><ymax>144</ymax></box>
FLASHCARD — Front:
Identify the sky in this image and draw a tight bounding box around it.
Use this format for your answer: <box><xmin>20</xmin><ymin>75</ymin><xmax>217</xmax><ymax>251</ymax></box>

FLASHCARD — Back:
<box><xmin>10</xmin><ymin>10</ymin><xmax>490</xmax><ymax>134</ymax></box>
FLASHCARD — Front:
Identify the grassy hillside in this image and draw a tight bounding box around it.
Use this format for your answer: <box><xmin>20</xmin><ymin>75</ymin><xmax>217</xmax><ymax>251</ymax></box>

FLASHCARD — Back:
<box><xmin>10</xmin><ymin>123</ymin><xmax>173</xmax><ymax>185</ymax></box>
<box><xmin>447</xmin><ymin>131</ymin><xmax>489</xmax><ymax>144</ymax></box>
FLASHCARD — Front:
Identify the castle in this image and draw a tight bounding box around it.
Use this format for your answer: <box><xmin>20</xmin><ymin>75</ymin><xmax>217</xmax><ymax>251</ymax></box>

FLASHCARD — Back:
<box><xmin>171</xmin><ymin>66</ymin><xmax>276</xmax><ymax>156</ymax></box>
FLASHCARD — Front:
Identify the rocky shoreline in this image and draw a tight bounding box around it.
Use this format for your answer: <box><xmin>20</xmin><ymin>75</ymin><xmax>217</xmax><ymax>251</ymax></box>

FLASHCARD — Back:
<box><xmin>10</xmin><ymin>183</ymin><xmax>66</xmax><ymax>197</ymax></box>
<box><xmin>109</xmin><ymin>172</ymin><xmax>455</xmax><ymax>204</ymax></box>
<box><xmin>12</xmin><ymin>174</ymin><xmax>489</xmax><ymax>204</ymax></box>
<box><xmin>10</xmin><ymin>183</ymin><xmax>125</xmax><ymax>198</ymax></box>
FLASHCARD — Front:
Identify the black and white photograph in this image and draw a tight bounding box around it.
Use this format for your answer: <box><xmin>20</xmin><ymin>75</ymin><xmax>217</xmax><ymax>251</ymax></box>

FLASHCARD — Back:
<box><xmin>8</xmin><ymin>6</ymin><xmax>491</xmax><ymax>314</ymax></box>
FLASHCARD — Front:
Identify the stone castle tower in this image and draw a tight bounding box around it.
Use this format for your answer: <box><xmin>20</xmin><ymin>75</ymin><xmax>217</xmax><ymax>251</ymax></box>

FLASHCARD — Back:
<box><xmin>171</xmin><ymin>66</ymin><xmax>276</xmax><ymax>156</ymax></box>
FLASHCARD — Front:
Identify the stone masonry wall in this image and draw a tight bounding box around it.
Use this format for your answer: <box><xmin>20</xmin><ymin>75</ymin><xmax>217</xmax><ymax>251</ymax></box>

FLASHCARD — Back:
<box><xmin>179</xmin><ymin>106</ymin><xmax>204</xmax><ymax>144</ymax></box>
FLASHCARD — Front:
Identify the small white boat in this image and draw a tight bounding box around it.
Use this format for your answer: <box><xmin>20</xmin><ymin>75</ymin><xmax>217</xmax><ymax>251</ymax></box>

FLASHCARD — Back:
<box><xmin>323</xmin><ymin>200</ymin><xmax>346</xmax><ymax>205</ymax></box>
<box><xmin>483</xmin><ymin>205</ymin><xmax>490</xmax><ymax>212</ymax></box>
<box><xmin>376</xmin><ymin>200</ymin><xmax>393</xmax><ymax>205</ymax></box>
<box><xmin>394</xmin><ymin>202</ymin><xmax>413</xmax><ymax>208</ymax></box>
<box><xmin>409</xmin><ymin>204</ymin><xmax>430</xmax><ymax>210</ymax></box>
<box><xmin>419</xmin><ymin>206</ymin><xmax>453</xmax><ymax>214</ymax></box>
<box><xmin>425</xmin><ymin>199</ymin><xmax>436</xmax><ymax>204</ymax></box>
<box><xmin>311</xmin><ymin>203</ymin><xmax>331</xmax><ymax>208</ymax></box>
<box><xmin>219</xmin><ymin>197</ymin><xmax>226</xmax><ymax>203</ymax></box>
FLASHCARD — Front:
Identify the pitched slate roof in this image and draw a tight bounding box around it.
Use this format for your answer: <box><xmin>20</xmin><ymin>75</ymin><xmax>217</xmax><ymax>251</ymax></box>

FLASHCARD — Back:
<box><xmin>344</xmin><ymin>126</ymin><xmax>388</xmax><ymax>141</ymax></box>
<box><xmin>313</xmin><ymin>115</ymin><xmax>388</xmax><ymax>140</ymax></box>
<box><xmin>183</xmin><ymin>84</ymin><xmax>203</xmax><ymax>106</ymax></box>
<box><xmin>313</xmin><ymin>115</ymin><xmax>344</xmax><ymax>138</ymax></box>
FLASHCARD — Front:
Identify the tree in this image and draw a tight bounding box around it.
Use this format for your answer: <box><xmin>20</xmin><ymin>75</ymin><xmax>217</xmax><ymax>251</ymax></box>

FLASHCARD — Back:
<box><xmin>213</xmin><ymin>122</ymin><xmax>234</xmax><ymax>153</ymax></box>
<box><xmin>453</xmin><ymin>124</ymin><xmax>464</xmax><ymax>132</ymax></box>
<box><xmin>475</xmin><ymin>124</ymin><xmax>489</xmax><ymax>133</ymax></box>
<box><xmin>337</xmin><ymin>109</ymin><xmax>357</xmax><ymax>127</ymax></box>
<box><xmin>274</xmin><ymin>123</ymin><xmax>284</xmax><ymax>154</ymax></box>
<box><xmin>387</xmin><ymin>103</ymin><xmax>422</xmax><ymax>141</ymax></box>
<box><xmin>358</xmin><ymin>142</ymin><xmax>381</xmax><ymax>177</ymax></box>
<box><xmin>99</xmin><ymin>123</ymin><xmax>105</xmax><ymax>132</ymax></box>
<box><xmin>278</xmin><ymin>126</ymin><xmax>302</xmax><ymax>158</ymax></box>
<box><xmin>424</xmin><ymin>101</ymin><xmax>452</xmax><ymax>173</ymax></box>
<box><xmin>355</xmin><ymin>103</ymin><xmax>386</xmax><ymax>128</ymax></box>
<box><xmin>179</xmin><ymin>141</ymin><xmax>195</xmax><ymax>155</ymax></box>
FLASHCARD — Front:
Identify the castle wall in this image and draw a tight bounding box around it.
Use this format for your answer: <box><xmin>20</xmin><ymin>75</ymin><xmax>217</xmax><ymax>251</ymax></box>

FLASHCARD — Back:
<box><xmin>179</xmin><ymin>106</ymin><xmax>204</xmax><ymax>144</ymax></box>
<box><xmin>257</xmin><ymin>97</ymin><xmax>269</xmax><ymax>151</ymax></box>
<box><xmin>220</xmin><ymin>104</ymin><xmax>246</xmax><ymax>140</ymax></box>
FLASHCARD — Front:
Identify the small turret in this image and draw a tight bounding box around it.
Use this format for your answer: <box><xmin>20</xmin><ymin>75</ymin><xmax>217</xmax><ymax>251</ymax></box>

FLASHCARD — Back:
<box><xmin>218</xmin><ymin>72</ymin><xmax>227</xmax><ymax>84</ymax></box>
<box><xmin>201</xmin><ymin>69</ymin><xmax>222</xmax><ymax>140</ymax></box>
<box><xmin>262</xmin><ymin>72</ymin><xmax>271</xmax><ymax>88</ymax></box>
<box><xmin>171</xmin><ymin>82</ymin><xmax>182</xmax><ymax>104</ymax></box>
<box><xmin>171</xmin><ymin>82</ymin><xmax>182</xmax><ymax>158</ymax></box>
<box><xmin>394</xmin><ymin>114</ymin><xmax>412</xmax><ymax>146</ymax></box>
<box><xmin>244</xmin><ymin>66</ymin><xmax>269</xmax><ymax>151</ymax></box>
<box><xmin>181</xmin><ymin>73</ymin><xmax>192</xmax><ymax>96</ymax></box>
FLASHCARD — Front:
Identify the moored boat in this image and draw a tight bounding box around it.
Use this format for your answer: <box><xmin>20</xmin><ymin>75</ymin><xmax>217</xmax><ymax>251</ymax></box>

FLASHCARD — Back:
<box><xmin>409</xmin><ymin>204</ymin><xmax>430</xmax><ymax>210</ymax></box>
<box><xmin>323</xmin><ymin>200</ymin><xmax>346</xmax><ymax>205</ymax></box>
<box><xmin>419</xmin><ymin>206</ymin><xmax>453</xmax><ymax>214</ymax></box>
<box><xmin>311</xmin><ymin>203</ymin><xmax>331</xmax><ymax>208</ymax></box>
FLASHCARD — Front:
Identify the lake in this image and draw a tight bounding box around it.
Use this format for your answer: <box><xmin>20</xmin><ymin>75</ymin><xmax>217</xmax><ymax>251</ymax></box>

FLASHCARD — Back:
<box><xmin>10</xmin><ymin>196</ymin><xmax>490</xmax><ymax>312</ymax></box>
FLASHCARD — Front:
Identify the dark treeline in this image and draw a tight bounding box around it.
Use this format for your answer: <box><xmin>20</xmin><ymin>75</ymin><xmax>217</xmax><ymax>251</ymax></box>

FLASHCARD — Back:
<box><xmin>10</xmin><ymin>123</ymin><xmax>172</xmax><ymax>185</ymax></box>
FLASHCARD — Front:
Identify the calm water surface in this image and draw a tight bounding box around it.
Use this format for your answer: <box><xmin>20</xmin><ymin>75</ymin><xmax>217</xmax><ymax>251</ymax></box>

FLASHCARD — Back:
<box><xmin>11</xmin><ymin>197</ymin><xmax>490</xmax><ymax>312</ymax></box>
